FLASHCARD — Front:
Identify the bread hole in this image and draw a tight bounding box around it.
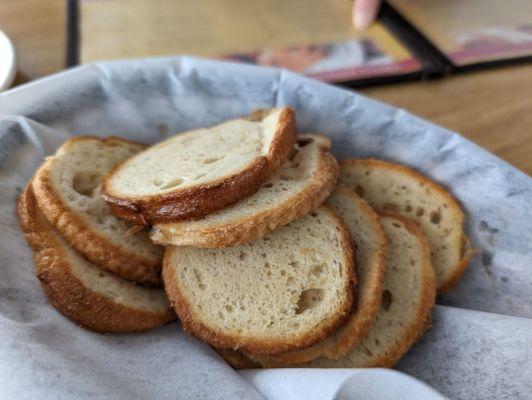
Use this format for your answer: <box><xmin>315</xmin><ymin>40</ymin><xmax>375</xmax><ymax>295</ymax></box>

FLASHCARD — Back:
<box><xmin>354</xmin><ymin>185</ymin><xmax>364</xmax><ymax>197</ymax></box>
<box><xmin>381</xmin><ymin>290</ymin><xmax>392</xmax><ymax>311</ymax></box>
<box><xmin>263</xmin><ymin>182</ymin><xmax>274</xmax><ymax>188</ymax></box>
<box><xmin>218</xmin><ymin>311</ymin><xmax>225</xmax><ymax>320</ymax></box>
<box><xmin>311</xmin><ymin>211</ymin><xmax>318</xmax><ymax>217</ymax></box>
<box><xmin>311</xmin><ymin>264</ymin><xmax>325</xmax><ymax>278</ymax></box>
<box><xmin>415</xmin><ymin>207</ymin><xmax>424</xmax><ymax>217</ymax></box>
<box><xmin>405</xmin><ymin>204</ymin><xmax>413</xmax><ymax>212</ymax></box>
<box><xmin>194</xmin><ymin>173</ymin><xmax>206</xmax><ymax>180</ymax></box>
<box><xmin>382</xmin><ymin>202</ymin><xmax>399</xmax><ymax>212</ymax></box>
<box><xmin>287</xmin><ymin>277</ymin><xmax>295</xmax><ymax>286</ymax></box>
<box><xmin>73</xmin><ymin>171</ymin><xmax>101</xmax><ymax>197</ymax></box>
<box><xmin>239</xmin><ymin>252</ymin><xmax>247</xmax><ymax>261</ymax></box>
<box><xmin>161</xmin><ymin>177</ymin><xmax>184</xmax><ymax>189</ymax></box>
<box><xmin>392</xmin><ymin>222</ymin><xmax>401</xmax><ymax>228</ymax></box>
<box><xmin>280</xmin><ymin>270</ymin><xmax>286</xmax><ymax>276</ymax></box>
<box><xmin>296</xmin><ymin>137</ymin><xmax>313</xmax><ymax>147</ymax></box>
<box><xmin>199</xmin><ymin>283</ymin><xmax>206</xmax><ymax>290</ymax></box>
<box><xmin>410</xmin><ymin>258</ymin><xmax>416</xmax><ymax>266</ymax></box>
<box><xmin>430</xmin><ymin>211</ymin><xmax>442</xmax><ymax>225</ymax></box>
<box><xmin>280</xmin><ymin>175</ymin><xmax>292</xmax><ymax>181</ymax></box>
<box><xmin>295</xmin><ymin>289</ymin><xmax>323</xmax><ymax>314</ymax></box>
<box><xmin>225</xmin><ymin>305</ymin><xmax>234</xmax><ymax>313</ymax></box>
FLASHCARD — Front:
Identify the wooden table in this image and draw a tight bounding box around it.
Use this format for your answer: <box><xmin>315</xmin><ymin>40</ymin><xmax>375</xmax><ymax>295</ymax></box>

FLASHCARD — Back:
<box><xmin>1</xmin><ymin>0</ymin><xmax>530</xmax><ymax>175</ymax></box>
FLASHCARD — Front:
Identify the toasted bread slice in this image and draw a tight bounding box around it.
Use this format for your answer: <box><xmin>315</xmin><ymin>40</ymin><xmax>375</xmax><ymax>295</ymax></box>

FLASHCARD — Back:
<box><xmin>163</xmin><ymin>206</ymin><xmax>355</xmax><ymax>355</ymax></box>
<box><xmin>17</xmin><ymin>184</ymin><xmax>175</xmax><ymax>333</ymax></box>
<box><xmin>260</xmin><ymin>186</ymin><xmax>387</xmax><ymax>363</ymax></box>
<box><xmin>32</xmin><ymin>137</ymin><xmax>163</xmax><ymax>286</ymax></box>
<box><xmin>151</xmin><ymin>135</ymin><xmax>338</xmax><ymax>247</ymax></box>
<box><xmin>221</xmin><ymin>213</ymin><xmax>435</xmax><ymax>368</ymax></box>
<box><xmin>340</xmin><ymin>159</ymin><xmax>472</xmax><ymax>293</ymax></box>
<box><xmin>102</xmin><ymin>108</ymin><xmax>296</xmax><ymax>224</ymax></box>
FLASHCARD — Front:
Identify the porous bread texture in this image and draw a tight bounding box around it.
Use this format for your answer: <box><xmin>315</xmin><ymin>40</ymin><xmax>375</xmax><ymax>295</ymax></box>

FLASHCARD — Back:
<box><xmin>16</xmin><ymin>184</ymin><xmax>175</xmax><ymax>333</ymax></box>
<box><xmin>163</xmin><ymin>206</ymin><xmax>355</xmax><ymax>355</ymax></box>
<box><xmin>231</xmin><ymin>213</ymin><xmax>435</xmax><ymax>369</ymax></box>
<box><xmin>102</xmin><ymin>107</ymin><xmax>297</xmax><ymax>224</ymax></box>
<box><xmin>260</xmin><ymin>186</ymin><xmax>386</xmax><ymax>363</ymax></box>
<box><xmin>32</xmin><ymin>136</ymin><xmax>163</xmax><ymax>286</ymax></box>
<box><xmin>340</xmin><ymin>159</ymin><xmax>472</xmax><ymax>293</ymax></box>
<box><xmin>151</xmin><ymin>134</ymin><xmax>339</xmax><ymax>247</ymax></box>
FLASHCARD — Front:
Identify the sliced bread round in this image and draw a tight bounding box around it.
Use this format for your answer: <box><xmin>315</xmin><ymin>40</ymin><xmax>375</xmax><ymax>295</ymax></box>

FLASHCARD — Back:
<box><xmin>222</xmin><ymin>213</ymin><xmax>435</xmax><ymax>368</ymax></box>
<box><xmin>260</xmin><ymin>186</ymin><xmax>387</xmax><ymax>363</ymax></box>
<box><xmin>32</xmin><ymin>137</ymin><xmax>164</xmax><ymax>286</ymax></box>
<box><xmin>151</xmin><ymin>134</ymin><xmax>338</xmax><ymax>247</ymax></box>
<box><xmin>17</xmin><ymin>184</ymin><xmax>176</xmax><ymax>333</ymax></box>
<box><xmin>340</xmin><ymin>159</ymin><xmax>472</xmax><ymax>293</ymax></box>
<box><xmin>163</xmin><ymin>206</ymin><xmax>356</xmax><ymax>355</ymax></box>
<box><xmin>102</xmin><ymin>108</ymin><xmax>296</xmax><ymax>224</ymax></box>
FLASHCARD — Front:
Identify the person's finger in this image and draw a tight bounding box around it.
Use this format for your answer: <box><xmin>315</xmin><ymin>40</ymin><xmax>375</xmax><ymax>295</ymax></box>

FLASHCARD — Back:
<box><xmin>352</xmin><ymin>0</ymin><xmax>382</xmax><ymax>30</ymax></box>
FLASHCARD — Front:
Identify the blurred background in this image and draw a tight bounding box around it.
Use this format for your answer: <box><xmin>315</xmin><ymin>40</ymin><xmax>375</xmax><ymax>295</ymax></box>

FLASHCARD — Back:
<box><xmin>0</xmin><ymin>0</ymin><xmax>531</xmax><ymax>174</ymax></box>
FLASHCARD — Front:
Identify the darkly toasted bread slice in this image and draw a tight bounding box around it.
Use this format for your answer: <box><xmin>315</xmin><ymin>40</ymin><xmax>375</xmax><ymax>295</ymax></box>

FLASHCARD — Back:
<box><xmin>17</xmin><ymin>184</ymin><xmax>175</xmax><ymax>333</ymax></box>
<box><xmin>32</xmin><ymin>136</ymin><xmax>163</xmax><ymax>286</ymax></box>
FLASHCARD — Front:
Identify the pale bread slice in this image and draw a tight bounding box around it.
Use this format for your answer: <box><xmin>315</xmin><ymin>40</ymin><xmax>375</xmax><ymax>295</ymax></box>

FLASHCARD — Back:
<box><xmin>102</xmin><ymin>108</ymin><xmax>296</xmax><ymax>224</ymax></box>
<box><xmin>151</xmin><ymin>134</ymin><xmax>338</xmax><ymax>247</ymax></box>
<box><xmin>32</xmin><ymin>137</ymin><xmax>164</xmax><ymax>286</ymax></box>
<box><xmin>220</xmin><ymin>213</ymin><xmax>436</xmax><ymax>368</ymax></box>
<box><xmin>340</xmin><ymin>159</ymin><xmax>472</xmax><ymax>293</ymax></box>
<box><xmin>17</xmin><ymin>184</ymin><xmax>176</xmax><ymax>333</ymax></box>
<box><xmin>258</xmin><ymin>186</ymin><xmax>387</xmax><ymax>363</ymax></box>
<box><xmin>163</xmin><ymin>206</ymin><xmax>356</xmax><ymax>355</ymax></box>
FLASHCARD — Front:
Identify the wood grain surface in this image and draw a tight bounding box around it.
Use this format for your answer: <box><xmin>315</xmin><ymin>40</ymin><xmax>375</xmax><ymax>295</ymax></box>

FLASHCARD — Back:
<box><xmin>0</xmin><ymin>0</ymin><xmax>530</xmax><ymax>175</ymax></box>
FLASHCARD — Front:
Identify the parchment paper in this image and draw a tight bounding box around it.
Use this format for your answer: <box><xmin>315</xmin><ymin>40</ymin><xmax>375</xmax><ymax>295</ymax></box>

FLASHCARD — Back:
<box><xmin>0</xmin><ymin>56</ymin><xmax>530</xmax><ymax>400</ymax></box>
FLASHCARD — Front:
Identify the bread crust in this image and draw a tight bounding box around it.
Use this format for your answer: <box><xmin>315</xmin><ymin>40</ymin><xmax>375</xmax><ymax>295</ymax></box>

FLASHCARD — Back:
<box><xmin>102</xmin><ymin>108</ymin><xmax>297</xmax><ymax>224</ymax></box>
<box><xmin>163</xmin><ymin>205</ymin><xmax>357</xmax><ymax>355</ymax></box>
<box><xmin>340</xmin><ymin>158</ymin><xmax>470</xmax><ymax>293</ymax></box>
<box><xmin>151</xmin><ymin>134</ymin><xmax>339</xmax><ymax>247</ymax></box>
<box><xmin>17</xmin><ymin>184</ymin><xmax>175</xmax><ymax>333</ymax></box>
<box><xmin>32</xmin><ymin>136</ymin><xmax>163</xmax><ymax>286</ymax></box>
<box><xmin>262</xmin><ymin>187</ymin><xmax>387</xmax><ymax>363</ymax></box>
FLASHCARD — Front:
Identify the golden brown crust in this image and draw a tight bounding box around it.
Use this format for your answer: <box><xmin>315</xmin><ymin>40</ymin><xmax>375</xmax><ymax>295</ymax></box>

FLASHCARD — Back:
<box><xmin>264</xmin><ymin>186</ymin><xmax>387</xmax><ymax>363</ymax></box>
<box><xmin>366</xmin><ymin>212</ymin><xmax>436</xmax><ymax>368</ymax></box>
<box><xmin>32</xmin><ymin>136</ymin><xmax>162</xmax><ymax>286</ymax></box>
<box><xmin>17</xmin><ymin>184</ymin><xmax>176</xmax><ymax>333</ymax></box>
<box><xmin>102</xmin><ymin>108</ymin><xmax>297</xmax><ymax>224</ymax></box>
<box><xmin>163</xmin><ymin>205</ymin><xmax>356</xmax><ymax>355</ymax></box>
<box><xmin>151</xmin><ymin>134</ymin><xmax>339</xmax><ymax>247</ymax></box>
<box><xmin>340</xmin><ymin>158</ymin><xmax>471</xmax><ymax>293</ymax></box>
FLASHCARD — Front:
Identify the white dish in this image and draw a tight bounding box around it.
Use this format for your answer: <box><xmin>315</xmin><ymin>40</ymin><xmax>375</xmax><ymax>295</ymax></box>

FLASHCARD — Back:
<box><xmin>0</xmin><ymin>29</ymin><xmax>16</xmax><ymax>91</ymax></box>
